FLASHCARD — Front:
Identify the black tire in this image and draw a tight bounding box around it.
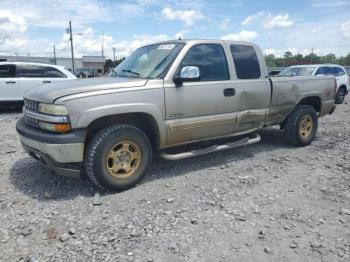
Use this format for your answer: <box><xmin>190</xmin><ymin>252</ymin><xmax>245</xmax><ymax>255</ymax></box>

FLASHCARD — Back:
<box><xmin>335</xmin><ymin>87</ymin><xmax>346</xmax><ymax>104</ymax></box>
<box><xmin>284</xmin><ymin>105</ymin><xmax>318</xmax><ymax>147</ymax></box>
<box><xmin>84</xmin><ymin>124</ymin><xmax>152</xmax><ymax>191</ymax></box>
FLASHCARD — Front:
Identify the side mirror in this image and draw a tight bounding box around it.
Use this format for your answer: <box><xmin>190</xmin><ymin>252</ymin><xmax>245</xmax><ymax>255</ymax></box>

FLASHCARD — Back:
<box><xmin>174</xmin><ymin>66</ymin><xmax>200</xmax><ymax>86</ymax></box>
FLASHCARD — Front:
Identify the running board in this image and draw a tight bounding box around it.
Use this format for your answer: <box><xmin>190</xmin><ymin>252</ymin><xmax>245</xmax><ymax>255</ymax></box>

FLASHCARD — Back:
<box><xmin>159</xmin><ymin>132</ymin><xmax>261</xmax><ymax>161</ymax></box>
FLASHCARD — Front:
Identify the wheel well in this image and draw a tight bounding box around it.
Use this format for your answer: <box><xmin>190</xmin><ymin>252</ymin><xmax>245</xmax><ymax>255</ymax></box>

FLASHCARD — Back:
<box><xmin>298</xmin><ymin>96</ymin><xmax>321</xmax><ymax>113</ymax></box>
<box><xmin>85</xmin><ymin>113</ymin><xmax>160</xmax><ymax>150</ymax></box>
<box><xmin>338</xmin><ymin>85</ymin><xmax>347</xmax><ymax>92</ymax></box>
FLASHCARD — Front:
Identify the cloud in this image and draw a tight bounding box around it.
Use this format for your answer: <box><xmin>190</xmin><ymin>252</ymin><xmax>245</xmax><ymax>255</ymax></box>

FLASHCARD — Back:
<box><xmin>175</xmin><ymin>30</ymin><xmax>189</xmax><ymax>39</ymax></box>
<box><xmin>221</xmin><ymin>30</ymin><xmax>258</xmax><ymax>41</ymax></box>
<box><xmin>56</xmin><ymin>30</ymin><xmax>169</xmax><ymax>58</ymax></box>
<box><xmin>219</xmin><ymin>18</ymin><xmax>230</xmax><ymax>30</ymax></box>
<box><xmin>313</xmin><ymin>1</ymin><xmax>350</xmax><ymax>8</ymax></box>
<box><xmin>311</xmin><ymin>26</ymin><xmax>323</xmax><ymax>34</ymax></box>
<box><xmin>241</xmin><ymin>11</ymin><xmax>265</xmax><ymax>26</ymax></box>
<box><xmin>161</xmin><ymin>7</ymin><xmax>204</xmax><ymax>26</ymax></box>
<box><xmin>340</xmin><ymin>20</ymin><xmax>350</xmax><ymax>39</ymax></box>
<box><xmin>242</xmin><ymin>11</ymin><xmax>293</xmax><ymax>29</ymax></box>
<box><xmin>0</xmin><ymin>10</ymin><xmax>28</xmax><ymax>52</ymax></box>
<box><xmin>263</xmin><ymin>14</ymin><xmax>293</xmax><ymax>29</ymax></box>
<box><xmin>0</xmin><ymin>0</ymin><xmax>153</xmax><ymax>29</ymax></box>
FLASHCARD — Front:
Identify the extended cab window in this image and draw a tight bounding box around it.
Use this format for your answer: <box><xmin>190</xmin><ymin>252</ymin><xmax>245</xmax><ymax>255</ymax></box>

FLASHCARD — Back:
<box><xmin>16</xmin><ymin>65</ymin><xmax>46</xmax><ymax>78</ymax></box>
<box><xmin>44</xmin><ymin>67</ymin><xmax>66</xmax><ymax>78</ymax></box>
<box><xmin>230</xmin><ymin>45</ymin><xmax>261</xmax><ymax>79</ymax></box>
<box><xmin>180</xmin><ymin>44</ymin><xmax>229</xmax><ymax>81</ymax></box>
<box><xmin>0</xmin><ymin>64</ymin><xmax>16</xmax><ymax>78</ymax></box>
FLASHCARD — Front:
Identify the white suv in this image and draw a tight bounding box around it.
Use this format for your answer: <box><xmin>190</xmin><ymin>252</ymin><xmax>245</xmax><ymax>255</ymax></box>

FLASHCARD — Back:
<box><xmin>0</xmin><ymin>62</ymin><xmax>76</xmax><ymax>107</ymax></box>
<box><xmin>279</xmin><ymin>64</ymin><xmax>350</xmax><ymax>104</ymax></box>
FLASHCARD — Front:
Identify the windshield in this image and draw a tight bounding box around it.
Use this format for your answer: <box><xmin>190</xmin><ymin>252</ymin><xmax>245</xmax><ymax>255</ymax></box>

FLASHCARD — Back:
<box><xmin>111</xmin><ymin>43</ymin><xmax>184</xmax><ymax>79</ymax></box>
<box><xmin>279</xmin><ymin>67</ymin><xmax>315</xmax><ymax>77</ymax></box>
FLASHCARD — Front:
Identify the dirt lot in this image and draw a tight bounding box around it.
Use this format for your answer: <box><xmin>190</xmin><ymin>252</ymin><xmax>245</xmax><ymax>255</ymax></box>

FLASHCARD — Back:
<box><xmin>0</xmin><ymin>99</ymin><xmax>349</xmax><ymax>262</ymax></box>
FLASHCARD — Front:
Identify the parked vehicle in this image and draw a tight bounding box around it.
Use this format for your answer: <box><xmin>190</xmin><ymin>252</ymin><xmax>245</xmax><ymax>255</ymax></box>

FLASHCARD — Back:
<box><xmin>279</xmin><ymin>64</ymin><xmax>349</xmax><ymax>104</ymax></box>
<box><xmin>16</xmin><ymin>39</ymin><xmax>336</xmax><ymax>191</ymax></box>
<box><xmin>344</xmin><ymin>66</ymin><xmax>350</xmax><ymax>76</ymax></box>
<box><xmin>0</xmin><ymin>62</ymin><xmax>76</xmax><ymax>107</ymax></box>
<box><xmin>268</xmin><ymin>67</ymin><xmax>285</xmax><ymax>76</ymax></box>
<box><xmin>76</xmin><ymin>70</ymin><xmax>94</xmax><ymax>78</ymax></box>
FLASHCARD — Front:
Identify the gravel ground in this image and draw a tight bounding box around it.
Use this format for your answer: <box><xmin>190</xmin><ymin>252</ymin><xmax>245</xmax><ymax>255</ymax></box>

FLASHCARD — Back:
<box><xmin>0</xmin><ymin>99</ymin><xmax>349</xmax><ymax>262</ymax></box>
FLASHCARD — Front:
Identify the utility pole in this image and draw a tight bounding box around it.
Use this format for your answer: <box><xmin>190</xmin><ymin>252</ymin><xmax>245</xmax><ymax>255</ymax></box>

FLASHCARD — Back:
<box><xmin>101</xmin><ymin>30</ymin><xmax>105</xmax><ymax>58</ymax></box>
<box><xmin>68</xmin><ymin>21</ymin><xmax>75</xmax><ymax>74</ymax></box>
<box><xmin>310</xmin><ymin>48</ymin><xmax>314</xmax><ymax>64</ymax></box>
<box><xmin>113</xmin><ymin>47</ymin><xmax>116</xmax><ymax>62</ymax></box>
<box><xmin>53</xmin><ymin>44</ymin><xmax>57</xmax><ymax>65</ymax></box>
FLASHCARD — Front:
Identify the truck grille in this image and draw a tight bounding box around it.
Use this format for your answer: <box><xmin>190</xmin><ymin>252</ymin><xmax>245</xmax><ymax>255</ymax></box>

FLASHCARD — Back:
<box><xmin>24</xmin><ymin>99</ymin><xmax>39</xmax><ymax>112</ymax></box>
<box><xmin>23</xmin><ymin>99</ymin><xmax>40</xmax><ymax>128</ymax></box>
<box><xmin>24</xmin><ymin>116</ymin><xmax>40</xmax><ymax>128</ymax></box>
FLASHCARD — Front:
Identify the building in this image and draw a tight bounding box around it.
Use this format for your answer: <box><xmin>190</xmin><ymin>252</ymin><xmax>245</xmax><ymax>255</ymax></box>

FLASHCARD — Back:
<box><xmin>0</xmin><ymin>55</ymin><xmax>106</xmax><ymax>76</ymax></box>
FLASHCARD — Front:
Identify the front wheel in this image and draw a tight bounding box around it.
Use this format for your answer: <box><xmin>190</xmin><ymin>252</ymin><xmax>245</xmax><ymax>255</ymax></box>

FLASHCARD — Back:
<box><xmin>284</xmin><ymin>105</ymin><xmax>318</xmax><ymax>147</ymax></box>
<box><xmin>84</xmin><ymin>124</ymin><xmax>152</xmax><ymax>191</ymax></box>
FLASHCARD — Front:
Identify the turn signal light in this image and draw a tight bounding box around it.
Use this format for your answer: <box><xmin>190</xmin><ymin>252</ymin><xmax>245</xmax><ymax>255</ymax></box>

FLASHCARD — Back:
<box><xmin>38</xmin><ymin>122</ymin><xmax>71</xmax><ymax>133</ymax></box>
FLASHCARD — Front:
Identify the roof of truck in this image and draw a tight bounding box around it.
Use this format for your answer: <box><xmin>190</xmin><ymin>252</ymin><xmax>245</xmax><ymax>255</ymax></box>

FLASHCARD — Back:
<box><xmin>147</xmin><ymin>38</ymin><xmax>254</xmax><ymax>46</ymax></box>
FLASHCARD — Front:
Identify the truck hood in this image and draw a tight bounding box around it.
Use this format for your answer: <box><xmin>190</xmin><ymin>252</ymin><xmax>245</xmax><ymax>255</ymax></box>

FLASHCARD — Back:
<box><xmin>24</xmin><ymin>77</ymin><xmax>148</xmax><ymax>103</ymax></box>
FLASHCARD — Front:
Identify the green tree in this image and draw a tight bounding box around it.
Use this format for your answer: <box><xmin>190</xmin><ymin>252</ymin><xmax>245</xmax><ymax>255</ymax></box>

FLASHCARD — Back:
<box><xmin>265</xmin><ymin>54</ymin><xmax>277</xmax><ymax>67</ymax></box>
<box><xmin>284</xmin><ymin>51</ymin><xmax>292</xmax><ymax>59</ymax></box>
<box><xmin>320</xmin><ymin>54</ymin><xmax>336</xmax><ymax>64</ymax></box>
<box><xmin>104</xmin><ymin>57</ymin><xmax>126</xmax><ymax>73</ymax></box>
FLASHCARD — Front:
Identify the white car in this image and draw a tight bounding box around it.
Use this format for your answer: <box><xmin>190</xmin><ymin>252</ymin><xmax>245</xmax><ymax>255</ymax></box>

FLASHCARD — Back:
<box><xmin>279</xmin><ymin>64</ymin><xmax>350</xmax><ymax>104</ymax></box>
<box><xmin>0</xmin><ymin>62</ymin><xmax>76</xmax><ymax>107</ymax></box>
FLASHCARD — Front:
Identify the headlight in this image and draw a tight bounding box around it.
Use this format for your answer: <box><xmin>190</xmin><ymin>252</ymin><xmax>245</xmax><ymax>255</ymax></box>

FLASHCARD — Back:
<box><xmin>38</xmin><ymin>103</ymin><xmax>69</xmax><ymax>115</ymax></box>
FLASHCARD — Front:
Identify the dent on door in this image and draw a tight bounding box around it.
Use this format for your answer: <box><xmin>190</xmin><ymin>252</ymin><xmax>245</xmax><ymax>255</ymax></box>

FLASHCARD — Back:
<box><xmin>232</xmin><ymin>80</ymin><xmax>271</xmax><ymax>133</ymax></box>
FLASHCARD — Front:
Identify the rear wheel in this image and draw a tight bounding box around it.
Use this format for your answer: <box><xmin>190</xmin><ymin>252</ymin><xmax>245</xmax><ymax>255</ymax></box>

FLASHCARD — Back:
<box><xmin>335</xmin><ymin>87</ymin><xmax>346</xmax><ymax>104</ymax></box>
<box><xmin>284</xmin><ymin>105</ymin><xmax>318</xmax><ymax>147</ymax></box>
<box><xmin>84</xmin><ymin>124</ymin><xmax>152</xmax><ymax>191</ymax></box>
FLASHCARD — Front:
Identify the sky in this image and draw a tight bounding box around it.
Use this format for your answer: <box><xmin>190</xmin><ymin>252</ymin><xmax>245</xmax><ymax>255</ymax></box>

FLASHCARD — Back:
<box><xmin>0</xmin><ymin>0</ymin><xmax>349</xmax><ymax>59</ymax></box>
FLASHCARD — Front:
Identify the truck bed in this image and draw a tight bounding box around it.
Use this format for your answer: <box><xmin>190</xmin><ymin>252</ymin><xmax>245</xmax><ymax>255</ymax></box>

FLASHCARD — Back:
<box><xmin>266</xmin><ymin>76</ymin><xmax>336</xmax><ymax>126</ymax></box>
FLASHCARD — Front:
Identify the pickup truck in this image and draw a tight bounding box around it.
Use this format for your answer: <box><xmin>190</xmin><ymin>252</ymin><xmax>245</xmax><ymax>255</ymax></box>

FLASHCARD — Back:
<box><xmin>16</xmin><ymin>39</ymin><xmax>337</xmax><ymax>191</ymax></box>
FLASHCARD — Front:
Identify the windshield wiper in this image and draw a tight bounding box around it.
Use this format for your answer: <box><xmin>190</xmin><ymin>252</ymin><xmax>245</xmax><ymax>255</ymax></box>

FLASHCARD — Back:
<box><xmin>122</xmin><ymin>69</ymin><xmax>140</xmax><ymax>76</ymax></box>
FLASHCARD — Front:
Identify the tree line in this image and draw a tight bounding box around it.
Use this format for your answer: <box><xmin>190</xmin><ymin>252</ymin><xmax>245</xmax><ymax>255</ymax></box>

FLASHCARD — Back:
<box><xmin>265</xmin><ymin>52</ymin><xmax>350</xmax><ymax>68</ymax></box>
<box><xmin>104</xmin><ymin>57</ymin><xmax>126</xmax><ymax>73</ymax></box>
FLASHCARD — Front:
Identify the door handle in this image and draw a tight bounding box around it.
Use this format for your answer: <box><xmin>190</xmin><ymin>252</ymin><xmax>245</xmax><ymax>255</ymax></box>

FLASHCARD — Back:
<box><xmin>43</xmin><ymin>80</ymin><xmax>51</xmax><ymax>83</ymax></box>
<box><xmin>223</xmin><ymin>88</ymin><xmax>235</xmax><ymax>97</ymax></box>
<box><xmin>6</xmin><ymin>81</ymin><xmax>16</xmax><ymax>84</ymax></box>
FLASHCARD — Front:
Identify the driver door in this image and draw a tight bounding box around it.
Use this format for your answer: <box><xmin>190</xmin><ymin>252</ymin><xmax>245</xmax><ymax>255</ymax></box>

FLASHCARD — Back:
<box><xmin>164</xmin><ymin>43</ymin><xmax>236</xmax><ymax>145</ymax></box>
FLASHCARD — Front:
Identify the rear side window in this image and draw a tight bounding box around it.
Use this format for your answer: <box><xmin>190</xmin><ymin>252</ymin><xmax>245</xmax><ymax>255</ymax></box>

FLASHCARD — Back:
<box><xmin>0</xmin><ymin>64</ymin><xmax>16</xmax><ymax>78</ymax></box>
<box><xmin>334</xmin><ymin>67</ymin><xmax>345</xmax><ymax>76</ymax></box>
<box><xmin>16</xmin><ymin>65</ymin><xmax>47</xmax><ymax>78</ymax></box>
<box><xmin>44</xmin><ymin>67</ymin><xmax>66</xmax><ymax>78</ymax></box>
<box><xmin>180</xmin><ymin>44</ymin><xmax>229</xmax><ymax>81</ymax></box>
<box><xmin>315</xmin><ymin>67</ymin><xmax>335</xmax><ymax>76</ymax></box>
<box><xmin>230</xmin><ymin>45</ymin><xmax>261</xmax><ymax>79</ymax></box>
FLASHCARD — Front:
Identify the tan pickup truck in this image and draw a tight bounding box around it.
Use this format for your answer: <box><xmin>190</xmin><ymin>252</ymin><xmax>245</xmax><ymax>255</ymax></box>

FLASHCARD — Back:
<box><xmin>16</xmin><ymin>39</ymin><xmax>336</xmax><ymax>191</ymax></box>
